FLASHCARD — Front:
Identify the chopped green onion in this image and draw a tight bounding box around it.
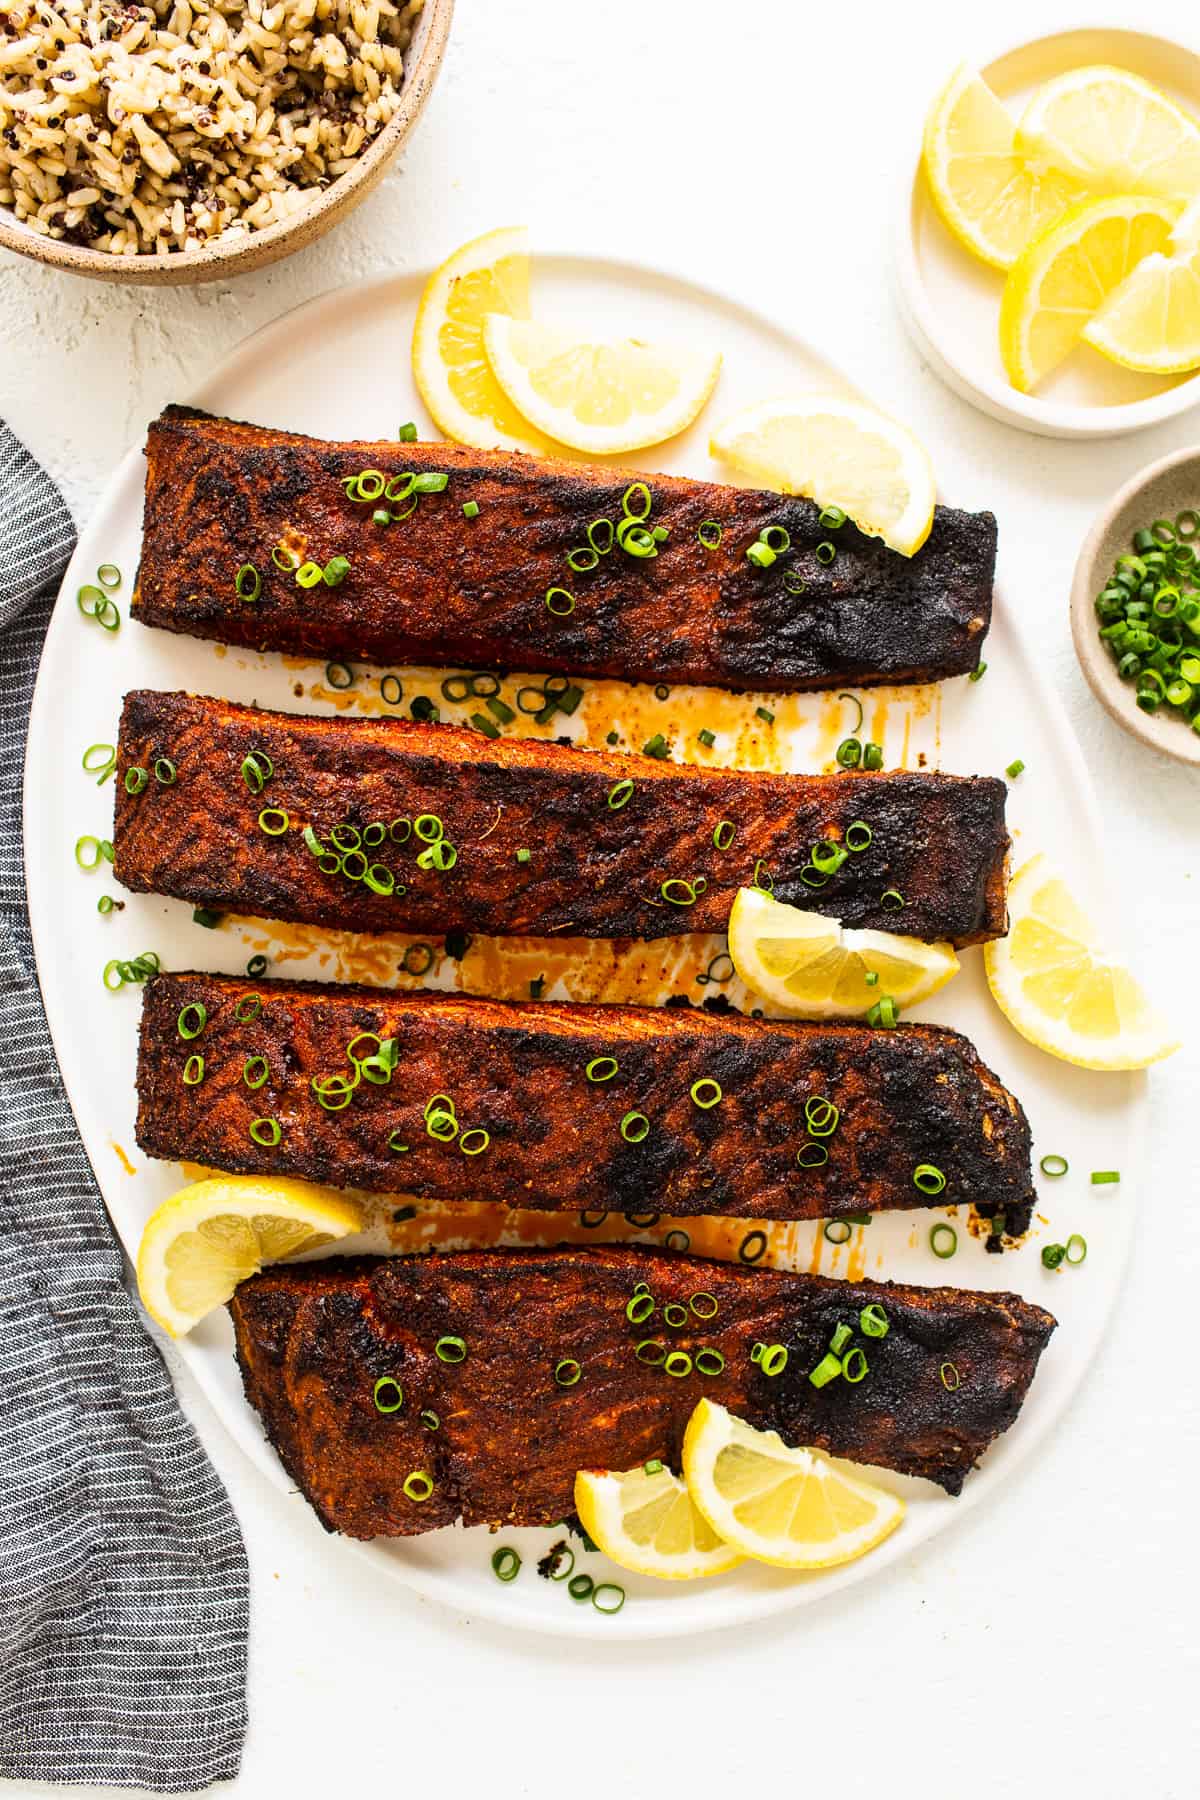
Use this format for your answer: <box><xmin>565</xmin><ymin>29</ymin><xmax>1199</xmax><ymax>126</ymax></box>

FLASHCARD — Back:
<box><xmin>866</xmin><ymin>995</ymin><xmax>898</xmax><ymax>1028</ymax></box>
<box><xmin>1041</xmin><ymin>1243</ymin><xmax>1067</xmax><ymax>1270</ymax></box>
<box><xmin>435</xmin><ymin>1335</ymin><xmax>467</xmax><ymax>1364</ymax></box>
<box><xmin>626</xmin><ymin>1292</ymin><xmax>655</xmax><ymax>1324</ymax></box>
<box><xmin>74</xmin><ymin>835</ymin><xmax>104</xmax><ymax>871</ymax></box>
<box><xmin>587</xmin><ymin>518</ymin><xmax>615</xmax><ymax>554</ymax></box>
<box><xmin>664</xmin><ymin>1351</ymin><xmax>693</xmax><ymax>1379</ymax></box>
<box><xmin>697</xmin><ymin>521</ymin><xmax>723</xmax><ymax>549</ymax></box>
<box><xmin>688</xmin><ymin>1292</ymin><xmax>718</xmax><ymax>1321</ymax></box>
<box><xmin>176</xmin><ymin>1002</ymin><xmax>206</xmax><ymax>1041</ymax></box>
<box><xmin>373</xmin><ymin>1376</ymin><xmax>403</xmax><ymax>1414</ymax></box>
<box><xmin>969</xmin><ymin>662</ymin><xmax>988</xmax><ymax>683</ymax></box>
<box><xmin>661</xmin><ymin>877</ymin><xmax>704</xmax><ymax>907</ymax></box>
<box><xmin>153</xmin><ymin>757</ymin><xmax>176</xmax><ymax>785</ymax></box>
<box><xmin>642</xmin><ymin>733</ymin><xmax>670</xmax><ymax>760</ymax></box>
<box><xmin>759</xmin><ymin>1344</ymin><xmax>788</xmax><ymax>1377</ymax></box>
<box><xmin>182</xmin><ymin>1054</ymin><xmax>204</xmax><ymax>1086</ymax></box>
<box><xmin>621</xmin><ymin>481</ymin><xmax>652</xmax><ymax>522</ymax></box>
<box><xmin>1039</xmin><ymin>1154</ymin><xmax>1069</xmax><ymax>1177</ymax></box>
<box><xmin>607</xmin><ymin>778</ymin><xmax>634</xmax><ymax>811</ymax></box>
<box><xmin>620</xmin><ymin>1110</ymin><xmax>650</xmax><ymax>1143</ymax></box>
<box><xmin>755</xmin><ymin>706</ymin><xmax>775</xmax><ymax>725</ymax></box>
<box><xmin>845</xmin><ymin>820</ymin><xmax>873</xmax><ymax>851</ymax></box>
<box><xmin>1091</xmin><ymin>1170</ymin><xmax>1120</xmax><ymax>1185</ymax></box>
<box><xmin>325</xmin><ymin>662</ymin><xmax>354</xmax><ymax>689</ymax></box>
<box><xmin>242</xmin><ymin>1055</ymin><xmax>270</xmax><ymax>1090</ymax></box>
<box><xmin>545</xmin><ymin>587</ymin><xmax>575</xmax><ymax>616</ymax></box>
<box><xmin>380</xmin><ymin>674</ymin><xmax>403</xmax><ymax>705</ymax></box>
<box><xmin>567</xmin><ymin>545</ymin><xmax>599</xmax><ymax>572</ymax></box>
<box><xmin>554</xmin><ymin>1359</ymin><xmax>582</xmax><ymax>1388</ymax></box>
<box><xmin>235</xmin><ymin>563</ymin><xmax>261</xmax><ymax>602</ymax></box>
<box><xmin>697</xmin><ymin>728</ymin><xmax>717</xmax><ymax>749</ymax></box>
<box><xmin>568</xmin><ymin>1574</ymin><xmax>595</xmax><ymax>1602</ymax></box>
<box><xmin>816</xmin><ymin>541</ymin><xmax>837</xmax><ymax>565</ymax></box>
<box><xmin>635</xmin><ymin>1338</ymin><xmax>666</xmax><ymax>1365</ymax></box>
<box><xmin>97</xmin><ymin>562</ymin><xmax>122</xmax><ymax>589</ymax></box>
<box><xmin>862</xmin><ymin>742</ymin><xmax>884</xmax><ymax>771</ymax></box>
<box><xmin>124</xmin><ymin>766</ymin><xmax>148</xmax><ymax>795</ymax></box>
<box><xmin>913</xmin><ymin>1163</ymin><xmax>946</xmax><ymax>1195</ymax></box>
<box><xmin>241</xmin><ymin>750</ymin><xmax>273</xmax><ymax>793</ymax></box>
<box><xmin>257</xmin><ymin>807</ymin><xmax>289</xmax><ymax>836</ymax></box>
<box><xmin>82</xmin><ymin>742</ymin><xmax>117</xmax><ymax>784</ymax></box>
<box><xmin>663</xmin><ymin>1302</ymin><xmax>688</xmax><ymax>1329</ymax></box>
<box><xmin>491</xmin><ymin>1545</ymin><xmax>520</xmax><ymax>1582</ymax></box>
<box><xmin>929</xmin><ymin>1222</ymin><xmax>957</xmax><ymax>1258</ymax></box>
<box><xmin>796</xmin><ymin>1143</ymin><xmax>830</xmax><ymax>1168</ymax></box>
<box><xmin>940</xmin><ymin>1362</ymin><xmax>961</xmax><ymax>1391</ymax></box>
<box><xmin>835</xmin><ymin>736</ymin><xmax>861</xmax><ymax>768</ymax></box>
<box><xmin>235</xmin><ymin>994</ymin><xmax>263</xmax><ymax>1021</ymax></box>
<box><xmin>880</xmin><ymin>889</ymin><xmax>904</xmax><ymax>910</ymax></box>
<box><xmin>460</xmin><ymin>1128</ymin><xmax>490</xmax><ymax>1156</ymax></box>
<box><xmin>1065</xmin><ymin>1234</ymin><xmax>1087</xmax><ymax>1265</ymax></box>
<box><xmin>859</xmin><ymin>1304</ymin><xmax>889</xmax><ymax>1338</ymax></box>
<box><xmin>586</xmin><ymin>1056</ymin><xmax>619</xmax><ymax>1083</ymax></box>
<box><xmin>1005</xmin><ymin>759</ymin><xmax>1025</xmax><ymax>780</ymax></box>
<box><xmin>808</xmin><ymin>1352</ymin><xmax>843</xmax><ymax>1388</ymax></box>
<box><xmin>818</xmin><ymin>505</ymin><xmax>846</xmax><ymax>530</ymax></box>
<box><xmin>249</xmin><ymin>1117</ymin><xmax>281</xmax><ymax>1147</ymax></box>
<box><xmin>695</xmin><ymin>1348</ymin><xmax>725</xmax><ymax>1376</ymax></box>
<box><xmin>842</xmin><ymin>1347</ymin><xmax>868</xmax><ymax>1384</ymax></box>
<box><xmin>402</xmin><ymin>1471</ymin><xmax>434</xmax><ymax>1503</ymax></box>
<box><xmin>829</xmin><ymin>1323</ymin><xmax>853</xmax><ymax>1356</ymax></box>
<box><xmin>746</xmin><ymin>541</ymin><xmax>776</xmax><ymax>569</ymax></box>
<box><xmin>689</xmin><ymin>1077</ymin><xmax>722</xmax><ymax>1109</ymax></box>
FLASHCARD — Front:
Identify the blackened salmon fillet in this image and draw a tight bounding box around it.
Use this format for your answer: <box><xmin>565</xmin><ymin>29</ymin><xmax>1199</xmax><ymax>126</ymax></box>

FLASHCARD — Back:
<box><xmin>114</xmin><ymin>690</ymin><xmax>1011</xmax><ymax>946</ymax></box>
<box><xmin>230</xmin><ymin>1246</ymin><xmax>1057</xmax><ymax>1533</ymax></box>
<box><xmin>132</xmin><ymin>407</ymin><xmax>995</xmax><ymax>691</ymax></box>
<box><xmin>136</xmin><ymin>973</ymin><xmax>1036</xmax><ymax>1233</ymax></box>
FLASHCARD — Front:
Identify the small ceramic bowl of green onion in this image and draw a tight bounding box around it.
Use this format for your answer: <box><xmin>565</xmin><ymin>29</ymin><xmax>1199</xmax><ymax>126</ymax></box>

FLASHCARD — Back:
<box><xmin>1071</xmin><ymin>445</ymin><xmax>1200</xmax><ymax>768</ymax></box>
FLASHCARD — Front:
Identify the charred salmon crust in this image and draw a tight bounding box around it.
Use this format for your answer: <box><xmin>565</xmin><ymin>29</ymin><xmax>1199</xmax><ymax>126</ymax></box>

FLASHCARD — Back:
<box><xmin>133</xmin><ymin>406</ymin><xmax>995</xmax><ymax>691</ymax></box>
<box><xmin>114</xmin><ymin>690</ymin><xmax>1011</xmax><ymax>945</ymax></box>
<box><xmin>137</xmin><ymin>972</ymin><xmax>1037</xmax><ymax>1232</ymax></box>
<box><xmin>229</xmin><ymin>1246</ymin><xmax>1057</xmax><ymax>1533</ymax></box>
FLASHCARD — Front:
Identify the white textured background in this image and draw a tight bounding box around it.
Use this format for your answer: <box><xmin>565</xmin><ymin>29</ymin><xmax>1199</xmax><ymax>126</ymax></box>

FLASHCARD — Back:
<box><xmin>3</xmin><ymin>2</ymin><xmax>1198</xmax><ymax>1795</ymax></box>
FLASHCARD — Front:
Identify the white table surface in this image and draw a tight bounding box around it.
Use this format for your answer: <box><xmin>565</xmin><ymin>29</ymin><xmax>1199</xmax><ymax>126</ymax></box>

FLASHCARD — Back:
<box><xmin>2</xmin><ymin>1</ymin><xmax>1198</xmax><ymax>1794</ymax></box>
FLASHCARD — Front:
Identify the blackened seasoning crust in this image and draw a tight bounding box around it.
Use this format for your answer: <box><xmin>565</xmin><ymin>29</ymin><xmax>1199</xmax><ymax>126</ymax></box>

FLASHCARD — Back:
<box><xmin>230</xmin><ymin>1246</ymin><xmax>1057</xmax><ymax>1534</ymax></box>
<box><xmin>137</xmin><ymin>973</ymin><xmax>1036</xmax><ymax>1232</ymax></box>
<box><xmin>133</xmin><ymin>407</ymin><xmax>995</xmax><ymax>691</ymax></box>
<box><xmin>114</xmin><ymin>690</ymin><xmax>1010</xmax><ymax>946</ymax></box>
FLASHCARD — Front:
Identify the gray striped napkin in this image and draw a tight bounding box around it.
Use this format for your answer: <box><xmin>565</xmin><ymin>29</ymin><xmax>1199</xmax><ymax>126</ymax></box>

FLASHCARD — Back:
<box><xmin>0</xmin><ymin>423</ymin><xmax>248</xmax><ymax>1791</ymax></box>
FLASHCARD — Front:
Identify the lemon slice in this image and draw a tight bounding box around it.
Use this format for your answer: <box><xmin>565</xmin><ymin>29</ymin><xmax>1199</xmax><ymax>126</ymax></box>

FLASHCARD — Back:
<box><xmin>411</xmin><ymin>225</ymin><xmax>554</xmax><ymax>455</ymax></box>
<box><xmin>727</xmin><ymin>886</ymin><xmax>958</xmax><ymax>1018</ymax></box>
<box><xmin>574</xmin><ymin>1462</ymin><xmax>743</xmax><ymax>1581</ymax></box>
<box><xmin>984</xmin><ymin>854</ymin><xmax>1179</xmax><ymax>1070</ymax></box>
<box><xmin>480</xmin><ymin>314</ymin><xmax>722</xmax><ymax>456</ymax></box>
<box><xmin>682</xmin><ymin>1399</ymin><xmax>904</xmax><ymax>1570</ymax></box>
<box><xmin>136</xmin><ymin>1175</ymin><xmax>364</xmax><ymax>1337</ymax></box>
<box><xmin>709</xmin><ymin>397</ymin><xmax>935</xmax><ymax>558</ymax></box>
<box><xmin>1017</xmin><ymin>66</ymin><xmax>1200</xmax><ymax>201</ymax></box>
<box><xmin>1083</xmin><ymin>196</ymin><xmax>1200</xmax><ymax>372</ymax></box>
<box><xmin>998</xmin><ymin>195</ymin><xmax>1179</xmax><ymax>391</ymax></box>
<box><xmin>923</xmin><ymin>64</ymin><xmax>1089</xmax><ymax>269</ymax></box>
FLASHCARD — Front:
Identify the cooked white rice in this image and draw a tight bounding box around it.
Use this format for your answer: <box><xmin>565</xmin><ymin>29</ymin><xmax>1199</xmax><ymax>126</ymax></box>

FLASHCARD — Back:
<box><xmin>0</xmin><ymin>0</ymin><xmax>425</xmax><ymax>255</ymax></box>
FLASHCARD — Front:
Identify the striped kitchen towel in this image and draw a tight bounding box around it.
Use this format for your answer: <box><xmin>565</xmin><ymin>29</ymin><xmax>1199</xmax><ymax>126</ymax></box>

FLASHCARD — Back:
<box><xmin>0</xmin><ymin>421</ymin><xmax>248</xmax><ymax>1791</ymax></box>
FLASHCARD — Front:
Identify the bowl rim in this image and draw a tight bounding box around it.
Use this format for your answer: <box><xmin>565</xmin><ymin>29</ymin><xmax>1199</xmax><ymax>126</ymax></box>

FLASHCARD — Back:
<box><xmin>0</xmin><ymin>0</ymin><xmax>454</xmax><ymax>281</ymax></box>
<box><xmin>893</xmin><ymin>21</ymin><xmax>1200</xmax><ymax>441</ymax></box>
<box><xmin>1069</xmin><ymin>442</ymin><xmax>1200</xmax><ymax>767</ymax></box>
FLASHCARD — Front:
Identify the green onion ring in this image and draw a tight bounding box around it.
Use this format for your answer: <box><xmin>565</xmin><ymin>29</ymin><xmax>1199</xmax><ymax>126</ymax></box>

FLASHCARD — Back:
<box><xmin>491</xmin><ymin>1546</ymin><xmax>521</xmax><ymax>1582</ymax></box>
<box><xmin>402</xmin><ymin>1471</ymin><xmax>433</xmax><ymax>1503</ymax></box>
<box><xmin>182</xmin><ymin>1054</ymin><xmax>204</xmax><ymax>1086</ymax></box>
<box><xmin>823</xmin><ymin>1219</ymin><xmax>852</xmax><ymax>1244</ymax></box>
<box><xmin>759</xmin><ymin>1344</ymin><xmax>789</xmax><ymax>1378</ymax></box>
<box><xmin>929</xmin><ymin>1222</ymin><xmax>957</xmax><ymax>1259</ymax></box>
<box><xmin>373</xmin><ymin>1377</ymin><xmax>403</xmax><ymax>1414</ymax></box>
<box><xmin>664</xmin><ymin>1351</ymin><xmax>693</xmax><ymax>1379</ymax></box>
<box><xmin>689</xmin><ymin>1078</ymin><xmax>722</xmax><ymax>1109</ymax></box>
<box><xmin>688</xmin><ymin>1292</ymin><xmax>718</xmax><ymax>1320</ymax></box>
<box><xmin>249</xmin><ymin>1117</ymin><xmax>281</xmax><ymax>1147</ymax></box>
<box><xmin>739</xmin><ymin>1230</ymin><xmax>768</xmax><ymax>1265</ymax></box>
<box><xmin>554</xmin><ymin>1359</ymin><xmax>582</xmax><ymax>1387</ymax></box>
<box><xmin>176</xmin><ymin>1002</ymin><xmax>206</xmax><ymax>1041</ymax></box>
<box><xmin>585</xmin><ymin>1056</ymin><xmax>619</xmax><ymax>1083</ymax></box>
<box><xmin>619</xmin><ymin>1110</ymin><xmax>650</xmax><ymax>1143</ymax></box>
<box><xmin>635</xmin><ymin>1339</ymin><xmax>666</xmax><ymax>1365</ymax></box>
<box><xmin>435</xmin><ymin>1335</ymin><xmax>467</xmax><ymax>1364</ymax></box>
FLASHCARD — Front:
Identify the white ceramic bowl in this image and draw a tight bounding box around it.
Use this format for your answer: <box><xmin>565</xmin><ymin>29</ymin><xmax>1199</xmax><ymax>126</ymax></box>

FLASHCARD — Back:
<box><xmin>1070</xmin><ymin>444</ymin><xmax>1200</xmax><ymax>767</ymax></box>
<box><xmin>894</xmin><ymin>25</ymin><xmax>1200</xmax><ymax>439</ymax></box>
<box><xmin>0</xmin><ymin>0</ymin><xmax>453</xmax><ymax>286</ymax></box>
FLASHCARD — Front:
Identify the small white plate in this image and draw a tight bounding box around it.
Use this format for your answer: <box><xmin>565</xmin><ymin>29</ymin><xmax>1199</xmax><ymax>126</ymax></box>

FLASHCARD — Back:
<box><xmin>895</xmin><ymin>26</ymin><xmax>1200</xmax><ymax>439</ymax></box>
<box><xmin>25</xmin><ymin>253</ymin><xmax>1144</xmax><ymax>1638</ymax></box>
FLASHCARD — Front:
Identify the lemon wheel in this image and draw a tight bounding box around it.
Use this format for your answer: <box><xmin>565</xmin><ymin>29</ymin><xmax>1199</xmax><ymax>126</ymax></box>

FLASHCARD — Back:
<box><xmin>136</xmin><ymin>1175</ymin><xmax>364</xmax><ymax>1337</ymax></box>
<box><xmin>984</xmin><ymin>853</ymin><xmax>1178</xmax><ymax>1070</ymax></box>
<box><xmin>682</xmin><ymin>1399</ymin><xmax>904</xmax><ymax>1570</ymax></box>
<box><xmin>727</xmin><ymin>886</ymin><xmax>958</xmax><ymax>1018</ymax></box>
<box><xmin>710</xmin><ymin>397</ymin><xmax>936</xmax><ymax>558</ymax></box>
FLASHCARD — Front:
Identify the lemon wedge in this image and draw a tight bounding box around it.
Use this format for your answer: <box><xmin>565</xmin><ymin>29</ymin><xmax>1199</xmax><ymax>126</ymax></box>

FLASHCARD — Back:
<box><xmin>727</xmin><ymin>886</ymin><xmax>958</xmax><ymax>1018</ymax></box>
<box><xmin>1017</xmin><ymin>66</ymin><xmax>1200</xmax><ymax>201</ymax></box>
<box><xmin>923</xmin><ymin>65</ymin><xmax>1089</xmax><ymax>269</ymax></box>
<box><xmin>682</xmin><ymin>1399</ymin><xmax>904</xmax><ymax>1570</ymax></box>
<box><xmin>709</xmin><ymin>397</ymin><xmax>935</xmax><ymax>558</ymax></box>
<box><xmin>1083</xmin><ymin>196</ymin><xmax>1200</xmax><ymax>373</ymax></box>
<box><xmin>574</xmin><ymin>1461</ymin><xmax>743</xmax><ymax>1581</ymax></box>
<box><xmin>984</xmin><ymin>853</ymin><xmax>1179</xmax><ymax>1071</ymax></box>
<box><xmin>998</xmin><ymin>195</ymin><xmax>1179</xmax><ymax>391</ymax></box>
<box><xmin>411</xmin><ymin>225</ymin><xmax>554</xmax><ymax>455</ymax></box>
<box><xmin>136</xmin><ymin>1175</ymin><xmax>364</xmax><ymax>1337</ymax></box>
<box><xmin>480</xmin><ymin>314</ymin><xmax>722</xmax><ymax>456</ymax></box>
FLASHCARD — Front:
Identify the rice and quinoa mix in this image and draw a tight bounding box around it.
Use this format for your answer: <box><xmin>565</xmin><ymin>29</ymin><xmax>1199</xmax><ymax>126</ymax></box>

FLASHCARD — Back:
<box><xmin>0</xmin><ymin>0</ymin><xmax>426</xmax><ymax>256</ymax></box>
